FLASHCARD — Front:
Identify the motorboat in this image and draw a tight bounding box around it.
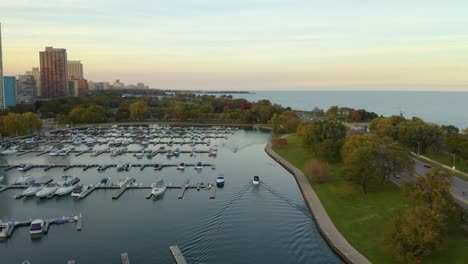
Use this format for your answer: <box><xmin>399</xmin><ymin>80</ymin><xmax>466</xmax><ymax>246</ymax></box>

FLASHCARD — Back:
<box><xmin>97</xmin><ymin>164</ymin><xmax>106</xmax><ymax>172</ymax></box>
<box><xmin>36</xmin><ymin>183</ymin><xmax>59</xmax><ymax>198</ymax></box>
<box><xmin>48</xmin><ymin>147</ymin><xmax>60</xmax><ymax>156</ymax></box>
<box><xmin>0</xmin><ymin>222</ymin><xmax>13</xmax><ymax>239</ymax></box>
<box><xmin>117</xmin><ymin>162</ymin><xmax>131</xmax><ymax>171</ymax></box>
<box><xmin>86</xmin><ymin>138</ymin><xmax>97</xmax><ymax>147</ymax></box>
<box><xmin>174</xmin><ymin>148</ymin><xmax>180</xmax><ymax>157</ymax></box>
<box><xmin>58</xmin><ymin>145</ymin><xmax>74</xmax><ymax>156</ymax></box>
<box><xmin>29</xmin><ymin>219</ymin><xmax>45</xmax><ymax>235</ymax></box>
<box><xmin>72</xmin><ymin>138</ymin><xmax>82</xmax><ymax>145</ymax></box>
<box><xmin>150</xmin><ymin>181</ymin><xmax>167</xmax><ymax>197</ymax></box>
<box><xmin>17</xmin><ymin>164</ymin><xmax>33</xmax><ymax>172</ymax></box>
<box><xmin>216</xmin><ymin>176</ymin><xmax>225</xmax><ymax>187</ymax></box>
<box><xmin>22</xmin><ymin>183</ymin><xmax>43</xmax><ymax>197</ymax></box>
<box><xmin>141</xmin><ymin>140</ymin><xmax>149</xmax><ymax>147</ymax></box>
<box><xmin>253</xmin><ymin>176</ymin><xmax>260</xmax><ymax>185</ymax></box>
<box><xmin>16</xmin><ymin>176</ymin><xmax>35</xmax><ymax>185</ymax></box>
<box><xmin>195</xmin><ymin>162</ymin><xmax>203</xmax><ymax>170</ymax></box>
<box><xmin>166</xmin><ymin>149</ymin><xmax>173</xmax><ymax>157</ymax></box>
<box><xmin>177</xmin><ymin>162</ymin><xmax>186</xmax><ymax>170</ymax></box>
<box><xmin>55</xmin><ymin>183</ymin><xmax>75</xmax><ymax>196</ymax></box>
<box><xmin>71</xmin><ymin>185</ymin><xmax>89</xmax><ymax>197</ymax></box>
<box><xmin>25</xmin><ymin>138</ymin><xmax>36</xmax><ymax>145</ymax></box>
<box><xmin>0</xmin><ymin>176</ymin><xmax>4</xmax><ymax>182</ymax></box>
<box><xmin>58</xmin><ymin>175</ymin><xmax>80</xmax><ymax>186</ymax></box>
<box><xmin>135</xmin><ymin>150</ymin><xmax>144</xmax><ymax>159</ymax></box>
<box><xmin>1</xmin><ymin>146</ymin><xmax>19</xmax><ymax>155</ymax></box>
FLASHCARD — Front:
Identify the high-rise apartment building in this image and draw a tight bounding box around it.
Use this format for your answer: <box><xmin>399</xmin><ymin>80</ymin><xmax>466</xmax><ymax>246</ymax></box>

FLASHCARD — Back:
<box><xmin>67</xmin><ymin>60</ymin><xmax>83</xmax><ymax>80</ymax></box>
<box><xmin>3</xmin><ymin>76</ymin><xmax>16</xmax><ymax>108</ymax></box>
<box><xmin>32</xmin><ymin>67</ymin><xmax>41</xmax><ymax>97</ymax></box>
<box><xmin>40</xmin><ymin>47</ymin><xmax>68</xmax><ymax>98</ymax></box>
<box><xmin>17</xmin><ymin>72</ymin><xmax>37</xmax><ymax>103</ymax></box>
<box><xmin>0</xmin><ymin>23</ymin><xmax>5</xmax><ymax>109</ymax></box>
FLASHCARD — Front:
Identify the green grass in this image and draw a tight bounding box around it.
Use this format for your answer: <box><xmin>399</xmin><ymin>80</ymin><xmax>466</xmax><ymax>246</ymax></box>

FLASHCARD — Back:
<box><xmin>273</xmin><ymin>135</ymin><xmax>468</xmax><ymax>264</ymax></box>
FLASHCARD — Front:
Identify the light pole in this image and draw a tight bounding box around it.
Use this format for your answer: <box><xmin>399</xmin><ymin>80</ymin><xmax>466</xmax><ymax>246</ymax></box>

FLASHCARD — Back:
<box><xmin>452</xmin><ymin>153</ymin><xmax>456</xmax><ymax>170</ymax></box>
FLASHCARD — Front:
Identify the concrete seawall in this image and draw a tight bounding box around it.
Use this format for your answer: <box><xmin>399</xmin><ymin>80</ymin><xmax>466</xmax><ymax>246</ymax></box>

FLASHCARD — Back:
<box><xmin>265</xmin><ymin>143</ymin><xmax>371</xmax><ymax>264</ymax></box>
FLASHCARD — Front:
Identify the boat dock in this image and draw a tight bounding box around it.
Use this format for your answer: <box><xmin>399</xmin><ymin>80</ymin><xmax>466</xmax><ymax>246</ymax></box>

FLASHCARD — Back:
<box><xmin>1</xmin><ymin>215</ymin><xmax>82</xmax><ymax>239</ymax></box>
<box><xmin>112</xmin><ymin>178</ymin><xmax>136</xmax><ymax>199</ymax></box>
<box><xmin>0</xmin><ymin>162</ymin><xmax>215</xmax><ymax>172</ymax></box>
<box><xmin>170</xmin><ymin>246</ymin><xmax>188</xmax><ymax>264</ymax></box>
<box><xmin>178</xmin><ymin>179</ymin><xmax>190</xmax><ymax>199</ymax></box>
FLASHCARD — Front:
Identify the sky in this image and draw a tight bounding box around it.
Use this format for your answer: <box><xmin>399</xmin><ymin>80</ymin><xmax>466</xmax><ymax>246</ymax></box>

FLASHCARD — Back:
<box><xmin>1</xmin><ymin>0</ymin><xmax>468</xmax><ymax>90</ymax></box>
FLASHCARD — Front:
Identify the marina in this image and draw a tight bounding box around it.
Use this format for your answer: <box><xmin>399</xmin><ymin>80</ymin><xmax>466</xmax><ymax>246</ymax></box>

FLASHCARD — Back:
<box><xmin>0</xmin><ymin>126</ymin><xmax>342</xmax><ymax>263</ymax></box>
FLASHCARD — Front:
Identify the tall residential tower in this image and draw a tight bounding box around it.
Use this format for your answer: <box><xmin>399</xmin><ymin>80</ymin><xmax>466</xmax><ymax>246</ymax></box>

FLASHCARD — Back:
<box><xmin>39</xmin><ymin>46</ymin><xmax>68</xmax><ymax>98</ymax></box>
<box><xmin>67</xmin><ymin>60</ymin><xmax>83</xmax><ymax>80</ymax></box>
<box><xmin>0</xmin><ymin>23</ymin><xmax>5</xmax><ymax>109</ymax></box>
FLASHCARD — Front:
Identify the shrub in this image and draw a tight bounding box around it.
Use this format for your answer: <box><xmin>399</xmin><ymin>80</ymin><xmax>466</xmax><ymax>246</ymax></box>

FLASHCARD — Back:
<box><xmin>304</xmin><ymin>160</ymin><xmax>330</xmax><ymax>184</ymax></box>
<box><xmin>272</xmin><ymin>137</ymin><xmax>288</xmax><ymax>147</ymax></box>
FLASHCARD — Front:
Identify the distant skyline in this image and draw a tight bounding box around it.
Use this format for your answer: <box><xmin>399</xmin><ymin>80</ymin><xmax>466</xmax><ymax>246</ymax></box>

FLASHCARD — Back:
<box><xmin>1</xmin><ymin>0</ymin><xmax>468</xmax><ymax>91</ymax></box>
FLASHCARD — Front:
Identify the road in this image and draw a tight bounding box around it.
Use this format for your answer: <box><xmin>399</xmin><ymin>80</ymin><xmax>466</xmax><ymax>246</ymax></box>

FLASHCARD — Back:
<box><xmin>393</xmin><ymin>159</ymin><xmax>468</xmax><ymax>210</ymax></box>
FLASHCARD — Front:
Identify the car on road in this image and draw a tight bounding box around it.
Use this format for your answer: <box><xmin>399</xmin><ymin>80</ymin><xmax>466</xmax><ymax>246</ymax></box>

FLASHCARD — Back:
<box><xmin>423</xmin><ymin>164</ymin><xmax>432</xmax><ymax>168</ymax></box>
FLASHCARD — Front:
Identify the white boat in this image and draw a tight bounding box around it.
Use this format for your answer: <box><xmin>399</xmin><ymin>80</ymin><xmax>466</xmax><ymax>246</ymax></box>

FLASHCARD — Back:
<box><xmin>71</xmin><ymin>185</ymin><xmax>89</xmax><ymax>197</ymax></box>
<box><xmin>177</xmin><ymin>162</ymin><xmax>186</xmax><ymax>170</ymax></box>
<box><xmin>49</xmin><ymin>147</ymin><xmax>60</xmax><ymax>156</ymax></box>
<box><xmin>1</xmin><ymin>146</ymin><xmax>19</xmax><ymax>155</ymax></box>
<box><xmin>22</xmin><ymin>183</ymin><xmax>43</xmax><ymax>196</ymax></box>
<box><xmin>166</xmin><ymin>149</ymin><xmax>173</xmax><ymax>157</ymax></box>
<box><xmin>135</xmin><ymin>151</ymin><xmax>144</xmax><ymax>159</ymax></box>
<box><xmin>86</xmin><ymin>138</ymin><xmax>97</xmax><ymax>147</ymax></box>
<box><xmin>58</xmin><ymin>175</ymin><xmax>80</xmax><ymax>185</ymax></box>
<box><xmin>0</xmin><ymin>176</ymin><xmax>4</xmax><ymax>182</ymax></box>
<box><xmin>17</xmin><ymin>164</ymin><xmax>32</xmax><ymax>172</ymax></box>
<box><xmin>253</xmin><ymin>176</ymin><xmax>260</xmax><ymax>185</ymax></box>
<box><xmin>55</xmin><ymin>183</ymin><xmax>75</xmax><ymax>196</ymax></box>
<box><xmin>117</xmin><ymin>162</ymin><xmax>131</xmax><ymax>171</ymax></box>
<box><xmin>58</xmin><ymin>145</ymin><xmax>74</xmax><ymax>156</ymax></box>
<box><xmin>150</xmin><ymin>181</ymin><xmax>167</xmax><ymax>197</ymax></box>
<box><xmin>72</xmin><ymin>138</ymin><xmax>82</xmax><ymax>145</ymax></box>
<box><xmin>36</xmin><ymin>183</ymin><xmax>59</xmax><ymax>198</ymax></box>
<box><xmin>29</xmin><ymin>219</ymin><xmax>44</xmax><ymax>235</ymax></box>
<box><xmin>195</xmin><ymin>162</ymin><xmax>203</xmax><ymax>170</ymax></box>
<box><xmin>216</xmin><ymin>176</ymin><xmax>225</xmax><ymax>187</ymax></box>
<box><xmin>174</xmin><ymin>148</ymin><xmax>180</xmax><ymax>157</ymax></box>
<box><xmin>16</xmin><ymin>176</ymin><xmax>35</xmax><ymax>185</ymax></box>
<box><xmin>0</xmin><ymin>222</ymin><xmax>13</xmax><ymax>239</ymax></box>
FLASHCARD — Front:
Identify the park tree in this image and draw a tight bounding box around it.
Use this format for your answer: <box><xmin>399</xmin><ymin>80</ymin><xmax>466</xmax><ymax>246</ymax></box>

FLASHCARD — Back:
<box><xmin>0</xmin><ymin>112</ymin><xmax>42</xmax><ymax>137</ymax></box>
<box><xmin>304</xmin><ymin>160</ymin><xmax>330</xmax><ymax>184</ymax></box>
<box><xmin>270</xmin><ymin>110</ymin><xmax>301</xmax><ymax>134</ymax></box>
<box><xmin>342</xmin><ymin>134</ymin><xmax>413</xmax><ymax>192</ymax></box>
<box><xmin>369</xmin><ymin>115</ymin><xmax>406</xmax><ymax>140</ymax></box>
<box><xmin>385</xmin><ymin>206</ymin><xmax>447</xmax><ymax>263</ymax></box>
<box><xmin>326</xmin><ymin>106</ymin><xmax>339</xmax><ymax>120</ymax></box>
<box><xmin>397</xmin><ymin>118</ymin><xmax>442</xmax><ymax>153</ymax></box>
<box><xmin>129</xmin><ymin>100</ymin><xmax>149</xmax><ymax>121</ymax></box>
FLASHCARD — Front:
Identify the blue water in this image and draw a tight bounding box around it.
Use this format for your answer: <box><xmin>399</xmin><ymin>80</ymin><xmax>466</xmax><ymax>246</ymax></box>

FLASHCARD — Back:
<box><xmin>226</xmin><ymin>91</ymin><xmax>468</xmax><ymax>129</ymax></box>
<box><xmin>0</xmin><ymin>128</ymin><xmax>342</xmax><ymax>263</ymax></box>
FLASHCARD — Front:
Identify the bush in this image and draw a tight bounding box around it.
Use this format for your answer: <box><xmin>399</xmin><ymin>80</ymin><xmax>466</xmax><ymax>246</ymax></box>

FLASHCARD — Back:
<box><xmin>304</xmin><ymin>160</ymin><xmax>329</xmax><ymax>184</ymax></box>
<box><xmin>272</xmin><ymin>137</ymin><xmax>288</xmax><ymax>147</ymax></box>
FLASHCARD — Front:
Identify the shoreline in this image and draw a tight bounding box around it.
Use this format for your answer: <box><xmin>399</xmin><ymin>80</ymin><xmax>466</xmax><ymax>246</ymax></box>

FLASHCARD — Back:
<box><xmin>265</xmin><ymin>143</ymin><xmax>371</xmax><ymax>264</ymax></box>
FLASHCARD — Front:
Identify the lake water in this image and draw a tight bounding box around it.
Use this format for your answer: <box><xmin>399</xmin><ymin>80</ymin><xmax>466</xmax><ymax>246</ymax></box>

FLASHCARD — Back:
<box><xmin>0</xmin><ymin>127</ymin><xmax>342</xmax><ymax>264</ymax></box>
<box><xmin>226</xmin><ymin>91</ymin><xmax>468</xmax><ymax>129</ymax></box>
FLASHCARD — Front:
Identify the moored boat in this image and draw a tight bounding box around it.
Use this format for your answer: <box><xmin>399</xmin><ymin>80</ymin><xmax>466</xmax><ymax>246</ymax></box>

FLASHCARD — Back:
<box><xmin>16</xmin><ymin>176</ymin><xmax>35</xmax><ymax>185</ymax></box>
<box><xmin>0</xmin><ymin>222</ymin><xmax>13</xmax><ymax>239</ymax></box>
<box><xmin>29</xmin><ymin>219</ymin><xmax>44</xmax><ymax>235</ymax></box>
<box><xmin>55</xmin><ymin>183</ymin><xmax>76</xmax><ymax>196</ymax></box>
<box><xmin>22</xmin><ymin>183</ymin><xmax>43</xmax><ymax>196</ymax></box>
<box><xmin>71</xmin><ymin>185</ymin><xmax>89</xmax><ymax>197</ymax></box>
<box><xmin>177</xmin><ymin>162</ymin><xmax>186</xmax><ymax>170</ymax></box>
<box><xmin>36</xmin><ymin>183</ymin><xmax>59</xmax><ymax>198</ymax></box>
<box><xmin>150</xmin><ymin>181</ymin><xmax>167</xmax><ymax>197</ymax></box>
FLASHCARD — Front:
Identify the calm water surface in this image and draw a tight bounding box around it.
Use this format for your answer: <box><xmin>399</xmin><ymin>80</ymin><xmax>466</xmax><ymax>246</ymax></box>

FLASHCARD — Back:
<box><xmin>0</xmin><ymin>128</ymin><xmax>341</xmax><ymax>263</ymax></box>
<box><xmin>227</xmin><ymin>91</ymin><xmax>468</xmax><ymax>129</ymax></box>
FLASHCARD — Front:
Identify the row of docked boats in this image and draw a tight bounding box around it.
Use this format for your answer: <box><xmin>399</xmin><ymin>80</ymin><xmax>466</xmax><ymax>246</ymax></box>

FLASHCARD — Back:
<box><xmin>48</xmin><ymin>145</ymin><xmax>75</xmax><ymax>156</ymax></box>
<box><xmin>18</xmin><ymin>176</ymin><xmax>81</xmax><ymax>198</ymax></box>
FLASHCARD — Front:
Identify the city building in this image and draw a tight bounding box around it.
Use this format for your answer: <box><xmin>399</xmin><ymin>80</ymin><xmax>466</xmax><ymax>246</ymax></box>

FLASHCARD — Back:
<box><xmin>67</xmin><ymin>60</ymin><xmax>83</xmax><ymax>80</ymax></box>
<box><xmin>32</xmin><ymin>67</ymin><xmax>41</xmax><ymax>97</ymax></box>
<box><xmin>113</xmin><ymin>79</ymin><xmax>124</xmax><ymax>89</ymax></box>
<box><xmin>40</xmin><ymin>46</ymin><xmax>68</xmax><ymax>98</ymax></box>
<box><xmin>0</xmin><ymin>23</ymin><xmax>5</xmax><ymax>109</ymax></box>
<box><xmin>3</xmin><ymin>76</ymin><xmax>16</xmax><ymax>108</ymax></box>
<box><xmin>77</xmin><ymin>79</ymin><xmax>88</xmax><ymax>96</ymax></box>
<box><xmin>68</xmin><ymin>80</ymin><xmax>78</xmax><ymax>96</ymax></box>
<box><xmin>17</xmin><ymin>72</ymin><xmax>37</xmax><ymax>103</ymax></box>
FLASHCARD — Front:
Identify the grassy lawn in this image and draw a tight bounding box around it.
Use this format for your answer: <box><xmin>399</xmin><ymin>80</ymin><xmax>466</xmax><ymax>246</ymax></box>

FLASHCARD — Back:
<box><xmin>273</xmin><ymin>135</ymin><xmax>468</xmax><ymax>264</ymax></box>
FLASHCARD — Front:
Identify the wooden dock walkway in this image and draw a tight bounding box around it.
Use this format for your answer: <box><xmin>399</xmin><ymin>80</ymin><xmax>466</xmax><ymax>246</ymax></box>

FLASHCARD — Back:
<box><xmin>178</xmin><ymin>179</ymin><xmax>190</xmax><ymax>199</ymax></box>
<box><xmin>112</xmin><ymin>178</ymin><xmax>136</xmax><ymax>199</ymax></box>
<box><xmin>2</xmin><ymin>215</ymin><xmax>82</xmax><ymax>239</ymax></box>
<box><xmin>169</xmin><ymin>246</ymin><xmax>187</xmax><ymax>264</ymax></box>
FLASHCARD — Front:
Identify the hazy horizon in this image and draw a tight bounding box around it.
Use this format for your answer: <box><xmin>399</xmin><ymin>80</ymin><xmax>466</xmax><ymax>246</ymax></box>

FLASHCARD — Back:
<box><xmin>1</xmin><ymin>0</ymin><xmax>468</xmax><ymax>91</ymax></box>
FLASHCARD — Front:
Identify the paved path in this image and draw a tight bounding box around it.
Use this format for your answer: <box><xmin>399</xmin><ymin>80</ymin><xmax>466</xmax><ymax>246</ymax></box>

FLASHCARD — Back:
<box><xmin>265</xmin><ymin>143</ymin><xmax>371</xmax><ymax>264</ymax></box>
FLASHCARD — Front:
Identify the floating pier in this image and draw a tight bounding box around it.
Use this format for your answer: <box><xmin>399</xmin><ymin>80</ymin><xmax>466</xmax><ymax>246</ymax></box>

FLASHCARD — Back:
<box><xmin>1</xmin><ymin>215</ymin><xmax>82</xmax><ymax>240</ymax></box>
<box><xmin>169</xmin><ymin>246</ymin><xmax>187</xmax><ymax>264</ymax></box>
<box><xmin>178</xmin><ymin>179</ymin><xmax>190</xmax><ymax>199</ymax></box>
